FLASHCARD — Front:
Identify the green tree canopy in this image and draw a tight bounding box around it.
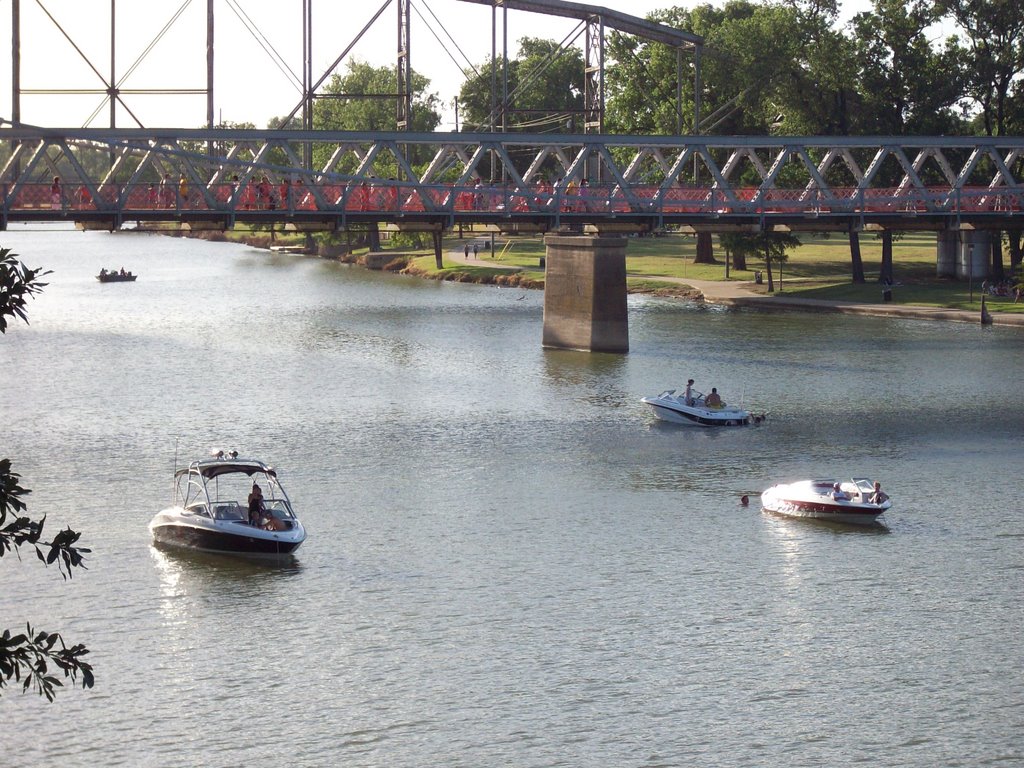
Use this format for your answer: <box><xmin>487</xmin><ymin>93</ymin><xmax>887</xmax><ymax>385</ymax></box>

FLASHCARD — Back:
<box><xmin>850</xmin><ymin>0</ymin><xmax>964</xmax><ymax>135</ymax></box>
<box><xmin>314</xmin><ymin>59</ymin><xmax>441</xmax><ymax>133</ymax></box>
<box><xmin>936</xmin><ymin>0</ymin><xmax>1024</xmax><ymax>136</ymax></box>
<box><xmin>458</xmin><ymin>37</ymin><xmax>585</xmax><ymax>133</ymax></box>
<box><xmin>311</xmin><ymin>60</ymin><xmax>442</xmax><ymax>177</ymax></box>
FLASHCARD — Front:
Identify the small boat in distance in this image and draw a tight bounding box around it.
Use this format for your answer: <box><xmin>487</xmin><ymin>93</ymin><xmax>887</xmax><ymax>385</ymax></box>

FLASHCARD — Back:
<box><xmin>150</xmin><ymin>450</ymin><xmax>306</xmax><ymax>556</ymax></box>
<box><xmin>97</xmin><ymin>268</ymin><xmax>137</xmax><ymax>282</ymax></box>
<box><xmin>761</xmin><ymin>478</ymin><xmax>891</xmax><ymax>526</ymax></box>
<box><xmin>641</xmin><ymin>389</ymin><xmax>765</xmax><ymax>427</ymax></box>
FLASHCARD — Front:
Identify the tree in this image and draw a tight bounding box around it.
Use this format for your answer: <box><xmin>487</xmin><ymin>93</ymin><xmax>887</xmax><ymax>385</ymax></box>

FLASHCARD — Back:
<box><xmin>756</xmin><ymin>231</ymin><xmax>802</xmax><ymax>292</ymax></box>
<box><xmin>459</xmin><ymin>37</ymin><xmax>585</xmax><ymax>134</ymax></box>
<box><xmin>936</xmin><ymin>0</ymin><xmax>1024</xmax><ymax>136</ymax></box>
<box><xmin>719</xmin><ymin>231</ymin><xmax>755</xmax><ymax>271</ymax></box>
<box><xmin>0</xmin><ymin>248</ymin><xmax>94</xmax><ymax>701</ymax></box>
<box><xmin>850</xmin><ymin>0</ymin><xmax>964</xmax><ymax>135</ymax></box>
<box><xmin>312</xmin><ymin>59</ymin><xmax>442</xmax><ymax>176</ymax></box>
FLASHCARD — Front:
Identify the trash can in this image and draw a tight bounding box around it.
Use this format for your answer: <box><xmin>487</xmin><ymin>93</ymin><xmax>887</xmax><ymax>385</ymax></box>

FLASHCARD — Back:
<box><xmin>755</xmin><ymin>270</ymin><xmax>763</xmax><ymax>285</ymax></box>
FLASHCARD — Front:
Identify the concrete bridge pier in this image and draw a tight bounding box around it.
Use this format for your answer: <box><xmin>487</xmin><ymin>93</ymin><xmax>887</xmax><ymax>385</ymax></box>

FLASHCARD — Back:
<box><xmin>542</xmin><ymin>235</ymin><xmax>629</xmax><ymax>353</ymax></box>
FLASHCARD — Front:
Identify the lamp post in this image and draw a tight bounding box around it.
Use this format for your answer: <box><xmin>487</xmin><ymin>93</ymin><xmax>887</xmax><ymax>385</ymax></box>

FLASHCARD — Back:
<box><xmin>969</xmin><ymin>243</ymin><xmax>974</xmax><ymax>303</ymax></box>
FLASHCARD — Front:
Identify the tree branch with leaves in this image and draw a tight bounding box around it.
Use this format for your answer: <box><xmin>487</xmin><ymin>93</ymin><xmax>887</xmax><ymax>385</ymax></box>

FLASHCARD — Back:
<box><xmin>1</xmin><ymin>247</ymin><xmax>94</xmax><ymax>701</ymax></box>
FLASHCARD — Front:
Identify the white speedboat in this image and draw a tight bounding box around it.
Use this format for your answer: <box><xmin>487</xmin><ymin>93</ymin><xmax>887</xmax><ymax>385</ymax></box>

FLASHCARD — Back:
<box><xmin>641</xmin><ymin>389</ymin><xmax>765</xmax><ymax>427</ymax></box>
<box><xmin>150</xmin><ymin>451</ymin><xmax>306</xmax><ymax>556</ymax></box>
<box><xmin>761</xmin><ymin>478</ymin><xmax>892</xmax><ymax>526</ymax></box>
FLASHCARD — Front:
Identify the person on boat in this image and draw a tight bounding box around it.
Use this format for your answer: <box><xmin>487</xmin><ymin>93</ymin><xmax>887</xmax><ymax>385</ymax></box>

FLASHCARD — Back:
<box><xmin>247</xmin><ymin>483</ymin><xmax>265</xmax><ymax>527</ymax></box>
<box><xmin>869</xmin><ymin>482</ymin><xmax>889</xmax><ymax>505</ymax></box>
<box><xmin>264</xmin><ymin>513</ymin><xmax>287</xmax><ymax>532</ymax></box>
<box><xmin>684</xmin><ymin>379</ymin><xmax>695</xmax><ymax>406</ymax></box>
<box><xmin>705</xmin><ymin>388</ymin><xmax>722</xmax><ymax>407</ymax></box>
<box><xmin>99</xmin><ymin>268</ymin><xmax>107</xmax><ymax>277</ymax></box>
<box><xmin>831</xmin><ymin>483</ymin><xmax>850</xmax><ymax>501</ymax></box>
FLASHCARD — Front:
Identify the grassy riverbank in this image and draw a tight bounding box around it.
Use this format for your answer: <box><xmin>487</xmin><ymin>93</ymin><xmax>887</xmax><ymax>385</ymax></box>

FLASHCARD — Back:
<box><xmin>188</xmin><ymin>225</ymin><xmax>1024</xmax><ymax>314</ymax></box>
<box><xmin>426</xmin><ymin>230</ymin><xmax>1023</xmax><ymax>313</ymax></box>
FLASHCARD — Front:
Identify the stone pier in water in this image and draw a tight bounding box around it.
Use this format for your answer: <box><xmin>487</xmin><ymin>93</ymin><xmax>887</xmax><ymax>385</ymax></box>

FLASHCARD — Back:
<box><xmin>542</xmin><ymin>235</ymin><xmax>629</xmax><ymax>353</ymax></box>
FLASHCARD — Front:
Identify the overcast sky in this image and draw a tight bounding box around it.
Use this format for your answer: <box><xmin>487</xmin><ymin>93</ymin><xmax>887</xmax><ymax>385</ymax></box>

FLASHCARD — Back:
<box><xmin>1</xmin><ymin>0</ymin><xmax>874</xmax><ymax>131</ymax></box>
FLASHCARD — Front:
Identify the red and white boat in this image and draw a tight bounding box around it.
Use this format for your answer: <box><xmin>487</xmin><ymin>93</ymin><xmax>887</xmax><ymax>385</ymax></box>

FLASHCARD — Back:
<box><xmin>761</xmin><ymin>478</ymin><xmax>891</xmax><ymax>526</ymax></box>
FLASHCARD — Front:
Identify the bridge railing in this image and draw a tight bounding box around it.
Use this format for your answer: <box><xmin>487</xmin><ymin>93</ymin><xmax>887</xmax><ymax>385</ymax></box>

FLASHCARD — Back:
<box><xmin>3</xmin><ymin>128</ymin><xmax>1024</xmax><ymax>227</ymax></box>
<box><xmin>5</xmin><ymin>180</ymin><xmax>1023</xmax><ymax>220</ymax></box>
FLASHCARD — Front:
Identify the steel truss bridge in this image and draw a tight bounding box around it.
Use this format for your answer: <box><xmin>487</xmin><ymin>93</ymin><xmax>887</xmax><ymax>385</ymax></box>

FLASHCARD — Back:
<box><xmin>2</xmin><ymin>127</ymin><xmax>1024</xmax><ymax>234</ymax></box>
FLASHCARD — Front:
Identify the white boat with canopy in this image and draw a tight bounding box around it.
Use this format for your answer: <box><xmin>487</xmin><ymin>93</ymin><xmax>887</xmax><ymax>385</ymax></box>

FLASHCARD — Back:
<box><xmin>150</xmin><ymin>450</ymin><xmax>306</xmax><ymax>556</ymax></box>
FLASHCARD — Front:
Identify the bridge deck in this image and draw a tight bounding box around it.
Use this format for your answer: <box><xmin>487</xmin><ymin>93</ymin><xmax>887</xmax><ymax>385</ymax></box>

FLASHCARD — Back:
<box><xmin>3</xmin><ymin>128</ymin><xmax>1023</xmax><ymax>231</ymax></box>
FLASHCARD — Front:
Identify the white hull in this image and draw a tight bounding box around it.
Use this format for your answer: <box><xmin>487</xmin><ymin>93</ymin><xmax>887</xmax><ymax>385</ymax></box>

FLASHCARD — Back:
<box><xmin>150</xmin><ymin>508</ymin><xmax>306</xmax><ymax>555</ymax></box>
<box><xmin>151</xmin><ymin>454</ymin><xmax>306</xmax><ymax>556</ymax></box>
<box><xmin>641</xmin><ymin>390</ymin><xmax>762</xmax><ymax>427</ymax></box>
<box><xmin>761</xmin><ymin>479</ymin><xmax>891</xmax><ymax>526</ymax></box>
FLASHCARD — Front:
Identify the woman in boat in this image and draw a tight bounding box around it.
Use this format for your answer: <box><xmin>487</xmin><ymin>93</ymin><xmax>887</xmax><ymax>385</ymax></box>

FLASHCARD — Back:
<box><xmin>247</xmin><ymin>483</ymin><xmax>265</xmax><ymax>527</ymax></box>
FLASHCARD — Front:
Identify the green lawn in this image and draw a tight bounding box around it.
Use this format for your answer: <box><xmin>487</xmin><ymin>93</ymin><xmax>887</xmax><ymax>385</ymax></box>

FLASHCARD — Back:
<box><xmin>440</xmin><ymin>230</ymin><xmax>1023</xmax><ymax>313</ymax></box>
<box><xmin>307</xmin><ymin>228</ymin><xmax>1024</xmax><ymax>313</ymax></box>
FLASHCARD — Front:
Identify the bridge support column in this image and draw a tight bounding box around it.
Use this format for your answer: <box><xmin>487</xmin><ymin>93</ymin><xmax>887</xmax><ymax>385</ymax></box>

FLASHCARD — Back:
<box><xmin>936</xmin><ymin>230</ymin><xmax>958</xmax><ymax>277</ymax></box>
<box><xmin>542</xmin><ymin>235</ymin><xmax>628</xmax><ymax>353</ymax></box>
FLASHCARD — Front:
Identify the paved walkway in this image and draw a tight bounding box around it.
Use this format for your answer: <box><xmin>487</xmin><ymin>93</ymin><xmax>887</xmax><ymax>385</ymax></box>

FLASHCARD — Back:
<box><xmin>638</xmin><ymin>275</ymin><xmax>1024</xmax><ymax>327</ymax></box>
<box><xmin>448</xmin><ymin>237</ymin><xmax>521</xmax><ymax>270</ymax></box>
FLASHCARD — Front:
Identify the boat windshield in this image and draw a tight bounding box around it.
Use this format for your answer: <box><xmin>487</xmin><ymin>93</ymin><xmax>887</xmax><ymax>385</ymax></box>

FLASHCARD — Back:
<box><xmin>176</xmin><ymin>464</ymin><xmax>293</xmax><ymax>516</ymax></box>
<box><xmin>851</xmin><ymin>478</ymin><xmax>875</xmax><ymax>494</ymax></box>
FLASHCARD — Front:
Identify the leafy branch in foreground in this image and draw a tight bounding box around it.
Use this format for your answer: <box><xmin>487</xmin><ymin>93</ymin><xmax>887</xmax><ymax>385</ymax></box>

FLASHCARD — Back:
<box><xmin>1</xmin><ymin>246</ymin><xmax>92</xmax><ymax>700</ymax></box>
<box><xmin>0</xmin><ymin>247</ymin><xmax>51</xmax><ymax>334</ymax></box>
<box><xmin>0</xmin><ymin>461</ymin><xmax>94</xmax><ymax>700</ymax></box>
<box><xmin>0</xmin><ymin>625</ymin><xmax>94</xmax><ymax>702</ymax></box>
<box><xmin>0</xmin><ymin>459</ymin><xmax>91</xmax><ymax>579</ymax></box>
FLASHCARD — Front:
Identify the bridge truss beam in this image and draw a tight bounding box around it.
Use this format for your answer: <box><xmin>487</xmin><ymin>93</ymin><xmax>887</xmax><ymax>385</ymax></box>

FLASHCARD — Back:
<box><xmin>2</xmin><ymin>127</ymin><xmax>1022</xmax><ymax>232</ymax></box>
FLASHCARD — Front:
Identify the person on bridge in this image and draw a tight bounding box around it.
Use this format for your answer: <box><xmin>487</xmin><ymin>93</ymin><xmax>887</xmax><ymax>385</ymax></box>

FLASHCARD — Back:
<box><xmin>178</xmin><ymin>174</ymin><xmax>189</xmax><ymax>209</ymax></box>
<box><xmin>352</xmin><ymin>181</ymin><xmax>370</xmax><ymax>212</ymax></box>
<box><xmin>159</xmin><ymin>174</ymin><xmax>174</xmax><ymax>208</ymax></box>
<box><xmin>564</xmin><ymin>178</ymin><xmax>578</xmax><ymax>212</ymax></box>
<box><xmin>257</xmin><ymin>176</ymin><xmax>272</xmax><ymax>210</ymax></box>
<box><xmin>533</xmin><ymin>177</ymin><xmax>551</xmax><ymax>209</ymax></box>
<box><xmin>384</xmin><ymin>179</ymin><xmax>398</xmax><ymax>212</ymax></box>
<box><xmin>50</xmin><ymin>176</ymin><xmax>63</xmax><ymax>210</ymax></box>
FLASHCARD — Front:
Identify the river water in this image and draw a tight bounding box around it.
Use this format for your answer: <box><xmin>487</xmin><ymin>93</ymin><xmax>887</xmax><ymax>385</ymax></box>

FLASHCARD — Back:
<box><xmin>1</xmin><ymin>225</ymin><xmax>1022</xmax><ymax>767</ymax></box>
